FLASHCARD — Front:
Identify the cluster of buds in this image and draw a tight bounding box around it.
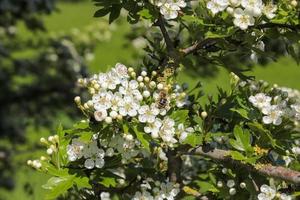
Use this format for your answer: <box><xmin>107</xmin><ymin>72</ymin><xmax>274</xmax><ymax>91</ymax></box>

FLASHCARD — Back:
<box><xmin>28</xmin><ymin>134</ymin><xmax>60</xmax><ymax>170</ymax></box>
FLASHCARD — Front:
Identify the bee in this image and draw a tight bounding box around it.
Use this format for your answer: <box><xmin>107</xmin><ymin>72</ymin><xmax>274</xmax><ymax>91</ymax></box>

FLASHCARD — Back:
<box><xmin>157</xmin><ymin>90</ymin><xmax>168</xmax><ymax>109</ymax></box>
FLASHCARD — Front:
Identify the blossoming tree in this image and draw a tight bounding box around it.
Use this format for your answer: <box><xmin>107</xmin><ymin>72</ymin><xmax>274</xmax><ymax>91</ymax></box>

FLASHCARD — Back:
<box><xmin>29</xmin><ymin>0</ymin><xmax>300</xmax><ymax>199</ymax></box>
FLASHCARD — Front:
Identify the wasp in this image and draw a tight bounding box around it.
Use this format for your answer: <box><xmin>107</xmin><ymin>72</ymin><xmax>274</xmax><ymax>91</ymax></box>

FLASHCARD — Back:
<box><xmin>157</xmin><ymin>90</ymin><xmax>168</xmax><ymax>109</ymax></box>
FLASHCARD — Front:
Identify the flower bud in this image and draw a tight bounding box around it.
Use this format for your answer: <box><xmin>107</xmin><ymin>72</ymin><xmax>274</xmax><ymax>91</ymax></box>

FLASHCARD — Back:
<box><xmin>117</xmin><ymin>114</ymin><xmax>123</xmax><ymax>121</ymax></box>
<box><xmin>47</xmin><ymin>148</ymin><xmax>53</xmax><ymax>155</ymax></box>
<box><xmin>226</xmin><ymin>7</ymin><xmax>234</xmax><ymax>14</ymax></box>
<box><xmin>143</xmin><ymin>90</ymin><xmax>150</xmax><ymax>98</ymax></box>
<box><xmin>157</xmin><ymin>83</ymin><xmax>164</xmax><ymax>90</ymax></box>
<box><xmin>110</xmin><ymin>111</ymin><xmax>118</xmax><ymax>119</ymax></box>
<box><xmin>40</xmin><ymin>156</ymin><xmax>47</xmax><ymax>161</ymax></box>
<box><xmin>137</xmin><ymin>76</ymin><xmax>143</xmax><ymax>82</ymax></box>
<box><xmin>217</xmin><ymin>181</ymin><xmax>223</xmax><ymax>188</ymax></box>
<box><xmin>139</xmin><ymin>82</ymin><xmax>145</xmax><ymax>88</ymax></box>
<box><xmin>144</xmin><ymin>77</ymin><xmax>150</xmax><ymax>82</ymax></box>
<box><xmin>40</xmin><ymin>137</ymin><xmax>47</xmax><ymax>144</ymax></box>
<box><xmin>48</xmin><ymin>136</ymin><xmax>54</xmax><ymax>143</ymax></box>
<box><xmin>240</xmin><ymin>182</ymin><xmax>246</xmax><ymax>188</ymax></box>
<box><xmin>227</xmin><ymin>180</ymin><xmax>235</xmax><ymax>188</ymax></box>
<box><xmin>105</xmin><ymin>117</ymin><xmax>112</xmax><ymax>124</ymax></box>
<box><xmin>201</xmin><ymin>111</ymin><xmax>208</xmax><ymax>119</ymax></box>
<box><xmin>130</xmin><ymin>72</ymin><xmax>136</xmax><ymax>77</ymax></box>
<box><xmin>149</xmin><ymin>81</ymin><xmax>156</xmax><ymax>88</ymax></box>
<box><xmin>222</xmin><ymin>168</ymin><xmax>227</xmax><ymax>174</ymax></box>
<box><xmin>83</xmin><ymin>103</ymin><xmax>89</xmax><ymax>109</ymax></box>
<box><xmin>152</xmin><ymin>71</ymin><xmax>157</xmax><ymax>76</ymax></box>
<box><xmin>128</xmin><ymin>67</ymin><xmax>134</xmax><ymax>72</ymax></box>
<box><xmin>87</xmin><ymin>100</ymin><xmax>93</xmax><ymax>107</ymax></box>
<box><xmin>229</xmin><ymin>188</ymin><xmax>236</xmax><ymax>195</ymax></box>
<box><xmin>291</xmin><ymin>0</ymin><xmax>297</xmax><ymax>7</ymax></box>
<box><xmin>141</xmin><ymin>71</ymin><xmax>147</xmax><ymax>77</ymax></box>
<box><xmin>93</xmin><ymin>83</ymin><xmax>100</xmax><ymax>90</ymax></box>
<box><xmin>89</xmin><ymin>88</ymin><xmax>95</xmax><ymax>95</ymax></box>
<box><xmin>27</xmin><ymin>160</ymin><xmax>33</xmax><ymax>166</ymax></box>
<box><xmin>74</xmin><ymin>96</ymin><xmax>81</xmax><ymax>104</ymax></box>
<box><xmin>53</xmin><ymin>135</ymin><xmax>59</xmax><ymax>143</ymax></box>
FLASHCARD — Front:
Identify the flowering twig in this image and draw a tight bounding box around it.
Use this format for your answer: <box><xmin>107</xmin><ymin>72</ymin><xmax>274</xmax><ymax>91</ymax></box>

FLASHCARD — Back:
<box><xmin>190</xmin><ymin>146</ymin><xmax>300</xmax><ymax>184</ymax></box>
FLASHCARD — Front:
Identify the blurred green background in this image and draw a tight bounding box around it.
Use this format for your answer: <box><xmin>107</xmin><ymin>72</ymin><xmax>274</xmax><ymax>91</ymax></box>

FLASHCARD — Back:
<box><xmin>0</xmin><ymin>0</ymin><xmax>299</xmax><ymax>199</ymax></box>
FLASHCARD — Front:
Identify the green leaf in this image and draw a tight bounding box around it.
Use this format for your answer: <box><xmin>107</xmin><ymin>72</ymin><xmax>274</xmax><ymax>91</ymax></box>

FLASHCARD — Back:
<box><xmin>94</xmin><ymin>8</ymin><xmax>111</xmax><ymax>17</ymax></box>
<box><xmin>43</xmin><ymin>176</ymin><xmax>74</xmax><ymax>200</ymax></box>
<box><xmin>170</xmin><ymin>110</ymin><xmax>189</xmax><ymax>123</ymax></box>
<box><xmin>230</xmin><ymin>108</ymin><xmax>249</xmax><ymax>120</ymax></box>
<box><xmin>195</xmin><ymin>181</ymin><xmax>219</xmax><ymax>193</ymax></box>
<box><xmin>229</xmin><ymin>125</ymin><xmax>252</xmax><ymax>152</ymax></box>
<box><xmin>133</xmin><ymin>126</ymin><xmax>150</xmax><ymax>151</ymax></box>
<box><xmin>230</xmin><ymin>151</ymin><xmax>247</xmax><ymax>161</ymax></box>
<box><xmin>99</xmin><ymin>177</ymin><xmax>117</xmax><ymax>188</ymax></box>
<box><xmin>248</xmin><ymin>122</ymin><xmax>277</xmax><ymax>148</ymax></box>
<box><xmin>138</xmin><ymin>9</ymin><xmax>152</xmax><ymax>19</ymax></box>
<box><xmin>183</xmin><ymin>133</ymin><xmax>202</xmax><ymax>147</ymax></box>
<box><xmin>205</xmin><ymin>26</ymin><xmax>237</xmax><ymax>39</ymax></box>
<box><xmin>74</xmin><ymin>176</ymin><xmax>92</xmax><ymax>189</ymax></box>
<box><xmin>109</xmin><ymin>5</ymin><xmax>121</xmax><ymax>24</ymax></box>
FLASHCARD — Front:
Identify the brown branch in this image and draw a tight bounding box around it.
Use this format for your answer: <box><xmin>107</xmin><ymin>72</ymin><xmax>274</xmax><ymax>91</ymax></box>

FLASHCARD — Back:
<box><xmin>180</xmin><ymin>38</ymin><xmax>219</xmax><ymax>56</ymax></box>
<box><xmin>167</xmin><ymin>149</ymin><xmax>182</xmax><ymax>183</ymax></box>
<box><xmin>191</xmin><ymin>146</ymin><xmax>300</xmax><ymax>184</ymax></box>
<box><xmin>155</xmin><ymin>15</ymin><xmax>175</xmax><ymax>53</ymax></box>
<box><xmin>181</xmin><ymin>23</ymin><xmax>300</xmax><ymax>57</ymax></box>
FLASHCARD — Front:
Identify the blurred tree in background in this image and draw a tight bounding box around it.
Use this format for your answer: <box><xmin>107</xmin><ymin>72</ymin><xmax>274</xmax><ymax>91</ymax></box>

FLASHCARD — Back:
<box><xmin>0</xmin><ymin>0</ymin><xmax>111</xmax><ymax>191</ymax></box>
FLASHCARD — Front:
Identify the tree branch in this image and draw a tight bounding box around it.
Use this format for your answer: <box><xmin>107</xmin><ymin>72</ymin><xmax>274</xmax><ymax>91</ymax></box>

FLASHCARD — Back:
<box><xmin>190</xmin><ymin>146</ymin><xmax>300</xmax><ymax>184</ymax></box>
<box><xmin>156</xmin><ymin>15</ymin><xmax>175</xmax><ymax>53</ymax></box>
<box><xmin>181</xmin><ymin>23</ymin><xmax>300</xmax><ymax>57</ymax></box>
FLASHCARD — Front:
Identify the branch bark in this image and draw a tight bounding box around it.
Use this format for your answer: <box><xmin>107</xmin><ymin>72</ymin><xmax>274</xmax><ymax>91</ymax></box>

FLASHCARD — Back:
<box><xmin>156</xmin><ymin>15</ymin><xmax>175</xmax><ymax>53</ymax></box>
<box><xmin>191</xmin><ymin>146</ymin><xmax>300</xmax><ymax>184</ymax></box>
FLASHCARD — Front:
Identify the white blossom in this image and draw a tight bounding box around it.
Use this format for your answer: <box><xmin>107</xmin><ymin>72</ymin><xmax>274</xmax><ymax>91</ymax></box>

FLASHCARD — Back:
<box><xmin>67</xmin><ymin>139</ymin><xmax>85</xmax><ymax>161</ymax></box>
<box><xmin>159</xmin><ymin>117</ymin><xmax>177</xmax><ymax>145</ymax></box>
<box><xmin>160</xmin><ymin>3</ymin><xmax>180</xmax><ymax>20</ymax></box>
<box><xmin>83</xmin><ymin>141</ymin><xmax>105</xmax><ymax>169</ymax></box>
<box><xmin>138</xmin><ymin>104</ymin><xmax>160</xmax><ymax>123</ymax></box>
<box><xmin>177</xmin><ymin>123</ymin><xmax>194</xmax><ymax>142</ymax></box>
<box><xmin>241</xmin><ymin>0</ymin><xmax>263</xmax><ymax>17</ymax></box>
<box><xmin>207</xmin><ymin>0</ymin><xmax>229</xmax><ymax>15</ymax></box>
<box><xmin>262</xmin><ymin>105</ymin><xmax>283</xmax><ymax>125</ymax></box>
<box><xmin>100</xmin><ymin>192</ymin><xmax>111</xmax><ymax>200</ymax></box>
<box><xmin>263</xmin><ymin>3</ymin><xmax>277</xmax><ymax>19</ymax></box>
<box><xmin>249</xmin><ymin>93</ymin><xmax>272</xmax><ymax>109</ymax></box>
<box><xmin>144</xmin><ymin>118</ymin><xmax>162</xmax><ymax>138</ymax></box>
<box><xmin>233</xmin><ymin>8</ymin><xmax>255</xmax><ymax>30</ymax></box>
<box><xmin>94</xmin><ymin>109</ymin><xmax>108</xmax><ymax>122</ymax></box>
<box><xmin>257</xmin><ymin>184</ymin><xmax>276</xmax><ymax>200</ymax></box>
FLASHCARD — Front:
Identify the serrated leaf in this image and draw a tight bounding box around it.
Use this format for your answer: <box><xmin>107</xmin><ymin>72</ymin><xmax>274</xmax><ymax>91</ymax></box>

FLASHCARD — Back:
<box><xmin>43</xmin><ymin>176</ymin><xmax>74</xmax><ymax>200</ymax></box>
<box><xmin>196</xmin><ymin>181</ymin><xmax>219</xmax><ymax>193</ymax></box>
<box><xmin>99</xmin><ymin>177</ymin><xmax>117</xmax><ymax>187</ymax></box>
<box><xmin>183</xmin><ymin>133</ymin><xmax>202</xmax><ymax>147</ymax></box>
<box><xmin>170</xmin><ymin>110</ymin><xmax>189</xmax><ymax>123</ymax></box>
<box><xmin>133</xmin><ymin>126</ymin><xmax>150</xmax><ymax>151</ymax></box>
<box><xmin>74</xmin><ymin>176</ymin><xmax>92</xmax><ymax>189</ymax></box>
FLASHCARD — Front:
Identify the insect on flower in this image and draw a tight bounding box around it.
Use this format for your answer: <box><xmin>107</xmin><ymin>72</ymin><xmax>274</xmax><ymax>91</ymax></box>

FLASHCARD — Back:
<box><xmin>157</xmin><ymin>90</ymin><xmax>169</xmax><ymax>109</ymax></box>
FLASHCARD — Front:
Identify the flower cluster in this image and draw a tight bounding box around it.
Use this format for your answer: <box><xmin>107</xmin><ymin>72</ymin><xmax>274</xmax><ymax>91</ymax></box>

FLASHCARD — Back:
<box><xmin>249</xmin><ymin>86</ymin><xmax>300</xmax><ymax>126</ymax></box>
<box><xmin>206</xmin><ymin>0</ymin><xmax>278</xmax><ymax>30</ymax></box>
<box><xmin>27</xmin><ymin>135</ymin><xmax>60</xmax><ymax>170</ymax></box>
<box><xmin>258</xmin><ymin>184</ymin><xmax>292</xmax><ymax>200</ymax></box>
<box><xmin>76</xmin><ymin>63</ymin><xmax>192</xmax><ymax>148</ymax></box>
<box><xmin>132</xmin><ymin>178</ymin><xmax>180</xmax><ymax>200</ymax></box>
<box><xmin>150</xmin><ymin>0</ymin><xmax>187</xmax><ymax>20</ymax></box>
<box><xmin>67</xmin><ymin>139</ymin><xmax>108</xmax><ymax>169</ymax></box>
